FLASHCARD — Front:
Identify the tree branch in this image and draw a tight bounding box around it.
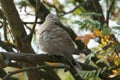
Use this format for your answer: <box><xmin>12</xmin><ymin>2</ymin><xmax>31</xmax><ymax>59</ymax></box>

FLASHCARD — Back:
<box><xmin>61</xmin><ymin>1</ymin><xmax>88</xmax><ymax>15</ymax></box>
<box><xmin>1</xmin><ymin>51</ymin><xmax>84</xmax><ymax>80</ymax></box>
<box><xmin>0</xmin><ymin>0</ymin><xmax>27</xmax><ymax>41</ymax></box>
<box><xmin>0</xmin><ymin>67</ymin><xmax>18</xmax><ymax>80</ymax></box>
<box><xmin>23</xmin><ymin>21</ymin><xmax>42</xmax><ymax>24</ymax></box>
<box><xmin>106</xmin><ymin>0</ymin><xmax>115</xmax><ymax>27</ymax></box>
<box><xmin>0</xmin><ymin>40</ymin><xmax>15</xmax><ymax>51</ymax></box>
<box><xmin>0</xmin><ymin>0</ymin><xmax>51</xmax><ymax>80</ymax></box>
<box><xmin>0</xmin><ymin>52</ymin><xmax>67</xmax><ymax>65</ymax></box>
<box><xmin>1</xmin><ymin>51</ymin><xmax>120</xmax><ymax>80</ymax></box>
<box><xmin>0</xmin><ymin>51</ymin><xmax>97</xmax><ymax>71</ymax></box>
<box><xmin>90</xmin><ymin>0</ymin><xmax>105</xmax><ymax>28</ymax></box>
<box><xmin>28</xmin><ymin>0</ymin><xmax>50</xmax><ymax>21</ymax></box>
<box><xmin>28</xmin><ymin>16</ymin><xmax>38</xmax><ymax>42</ymax></box>
<box><xmin>3</xmin><ymin>65</ymin><xmax>68</xmax><ymax>80</ymax></box>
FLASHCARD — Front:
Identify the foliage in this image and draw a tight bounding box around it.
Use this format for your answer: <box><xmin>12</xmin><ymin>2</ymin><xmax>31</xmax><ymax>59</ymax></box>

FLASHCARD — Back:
<box><xmin>0</xmin><ymin>0</ymin><xmax>120</xmax><ymax>80</ymax></box>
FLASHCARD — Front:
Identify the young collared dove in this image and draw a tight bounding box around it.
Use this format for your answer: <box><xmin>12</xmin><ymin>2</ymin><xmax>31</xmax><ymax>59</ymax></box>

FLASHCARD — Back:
<box><xmin>38</xmin><ymin>13</ymin><xmax>81</xmax><ymax>70</ymax></box>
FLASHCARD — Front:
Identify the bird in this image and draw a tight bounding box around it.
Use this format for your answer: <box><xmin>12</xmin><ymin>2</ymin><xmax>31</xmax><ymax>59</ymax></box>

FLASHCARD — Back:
<box><xmin>37</xmin><ymin>13</ymin><xmax>81</xmax><ymax>71</ymax></box>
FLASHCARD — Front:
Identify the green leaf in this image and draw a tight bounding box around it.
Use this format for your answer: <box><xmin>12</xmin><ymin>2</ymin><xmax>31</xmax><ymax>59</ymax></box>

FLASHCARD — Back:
<box><xmin>80</xmin><ymin>12</ymin><xmax>101</xmax><ymax>17</ymax></box>
<box><xmin>85</xmin><ymin>53</ymin><xmax>95</xmax><ymax>60</ymax></box>
<box><xmin>111</xmin><ymin>43</ymin><xmax>120</xmax><ymax>51</ymax></box>
<box><xmin>102</xmin><ymin>27</ymin><xmax>111</xmax><ymax>36</ymax></box>
<box><xmin>96</xmin><ymin>58</ymin><xmax>105</xmax><ymax>64</ymax></box>
<box><xmin>73</xmin><ymin>8</ymin><xmax>81</xmax><ymax>15</ymax></box>
<box><xmin>101</xmin><ymin>52</ymin><xmax>112</xmax><ymax>56</ymax></box>
<box><xmin>112</xmin><ymin>26</ymin><xmax>120</xmax><ymax>30</ymax></box>
<box><xmin>117</xmin><ymin>13</ymin><xmax>120</xmax><ymax>25</ymax></box>
<box><xmin>64</xmin><ymin>74</ymin><xmax>73</xmax><ymax>80</ymax></box>
<box><xmin>74</xmin><ymin>20</ymin><xmax>82</xmax><ymax>25</ymax></box>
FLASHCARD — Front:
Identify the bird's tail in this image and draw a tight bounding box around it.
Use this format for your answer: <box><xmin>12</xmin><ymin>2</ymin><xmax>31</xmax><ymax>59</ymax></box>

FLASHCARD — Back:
<box><xmin>74</xmin><ymin>60</ymin><xmax>82</xmax><ymax>75</ymax></box>
<box><xmin>65</xmin><ymin>59</ymin><xmax>82</xmax><ymax>79</ymax></box>
<box><xmin>64</xmin><ymin>53</ymin><xmax>82</xmax><ymax>77</ymax></box>
<box><xmin>66</xmin><ymin>56</ymin><xmax>82</xmax><ymax>77</ymax></box>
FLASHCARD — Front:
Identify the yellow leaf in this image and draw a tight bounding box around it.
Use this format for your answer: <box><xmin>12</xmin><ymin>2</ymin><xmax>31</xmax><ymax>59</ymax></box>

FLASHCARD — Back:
<box><xmin>75</xmin><ymin>33</ymin><xmax>95</xmax><ymax>45</ymax></box>
<box><xmin>112</xmin><ymin>69</ymin><xmax>118</xmax><ymax>74</ymax></box>
<box><xmin>45</xmin><ymin>62</ymin><xmax>60</xmax><ymax>66</ymax></box>
<box><xmin>73</xmin><ymin>8</ymin><xmax>81</xmax><ymax>15</ymax></box>
<box><xmin>101</xmin><ymin>38</ymin><xmax>107</xmax><ymax>45</ymax></box>
<box><xmin>93</xmin><ymin>29</ymin><xmax>102</xmax><ymax>37</ymax></box>
<box><xmin>103</xmin><ymin>35</ymin><xmax>110</xmax><ymax>43</ymax></box>
<box><xmin>114</xmin><ymin>56</ymin><xmax>119</xmax><ymax>66</ymax></box>
<box><xmin>97</xmin><ymin>55</ymin><xmax>105</xmax><ymax>59</ymax></box>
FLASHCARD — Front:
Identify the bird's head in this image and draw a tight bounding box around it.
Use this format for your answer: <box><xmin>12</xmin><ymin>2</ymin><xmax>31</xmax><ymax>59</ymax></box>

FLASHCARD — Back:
<box><xmin>45</xmin><ymin>13</ymin><xmax>59</xmax><ymax>24</ymax></box>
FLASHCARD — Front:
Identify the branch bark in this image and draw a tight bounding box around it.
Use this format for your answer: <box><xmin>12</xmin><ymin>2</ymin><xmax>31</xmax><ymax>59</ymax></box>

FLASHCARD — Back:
<box><xmin>28</xmin><ymin>0</ymin><xmax>50</xmax><ymax>22</ymax></box>
<box><xmin>1</xmin><ymin>51</ymin><xmax>120</xmax><ymax>80</ymax></box>
<box><xmin>1</xmin><ymin>51</ymin><xmax>84</xmax><ymax>80</ymax></box>
<box><xmin>0</xmin><ymin>0</ymin><xmax>47</xmax><ymax>80</ymax></box>
<box><xmin>3</xmin><ymin>65</ymin><xmax>68</xmax><ymax>80</ymax></box>
<box><xmin>0</xmin><ymin>40</ymin><xmax>15</xmax><ymax>52</ymax></box>
<box><xmin>106</xmin><ymin>0</ymin><xmax>115</xmax><ymax>27</ymax></box>
<box><xmin>90</xmin><ymin>0</ymin><xmax>105</xmax><ymax>27</ymax></box>
<box><xmin>0</xmin><ymin>0</ymin><xmax>27</xmax><ymax>41</ymax></box>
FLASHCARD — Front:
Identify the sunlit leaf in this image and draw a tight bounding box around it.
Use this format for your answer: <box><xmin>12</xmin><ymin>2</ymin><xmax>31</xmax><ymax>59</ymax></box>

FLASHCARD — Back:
<box><xmin>112</xmin><ymin>69</ymin><xmax>118</xmax><ymax>74</ymax></box>
<box><xmin>97</xmin><ymin>54</ymin><xmax>105</xmax><ymax>58</ymax></box>
<box><xmin>64</xmin><ymin>74</ymin><xmax>73</xmax><ymax>80</ymax></box>
<box><xmin>75</xmin><ymin>33</ymin><xmax>95</xmax><ymax>45</ymax></box>
<box><xmin>96</xmin><ymin>58</ymin><xmax>105</xmax><ymax>64</ymax></box>
<box><xmin>93</xmin><ymin>29</ymin><xmax>102</xmax><ymax>37</ymax></box>
<box><xmin>113</xmin><ymin>56</ymin><xmax>120</xmax><ymax>66</ymax></box>
<box><xmin>101</xmin><ymin>38</ymin><xmax>107</xmax><ymax>45</ymax></box>
<box><xmin>85</xmin><ymin>53</ymin><xmax>95</xmax><ymax>60</ymax></box>
<box><xmin>109</xmin><ymin>69</ymin><xmax>119</xmax><ymax>78</ymax></box>
<box><xmin>73</xmin><ymin>8</ymin><xmax>81</xmax><ymax>15</ymax></box>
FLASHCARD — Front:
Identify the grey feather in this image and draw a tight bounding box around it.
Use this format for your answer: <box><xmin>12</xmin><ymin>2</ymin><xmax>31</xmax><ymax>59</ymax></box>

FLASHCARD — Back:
<box><xmin>38</xmin><ymin>13</ymin><xmax>81</xmax><ymax>72</ymax></box>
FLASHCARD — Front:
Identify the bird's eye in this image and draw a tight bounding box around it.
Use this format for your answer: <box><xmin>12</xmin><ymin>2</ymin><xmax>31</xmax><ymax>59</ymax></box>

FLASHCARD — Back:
<box><xmin>51</xmin><ymin>16</ymin><xmax>54</xmax><ymax>18</ymax></box>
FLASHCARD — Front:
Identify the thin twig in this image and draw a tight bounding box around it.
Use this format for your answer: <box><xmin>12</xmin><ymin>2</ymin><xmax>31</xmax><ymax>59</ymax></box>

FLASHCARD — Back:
<box><xmin>28</xmin><ymin>16</ymin><xmax>38</xmax><ymax>42</ymax></box>
<box><xmin>61</xmin><ymin>1</ymin><xmax>88</xmax><ymax>16</ymax></box>
<box><xmin>2</xmin><ymin>65</ymin><xmax>69</xmax><ymax>80</ymax></box>
<box><xmin>0</xmin><ymin>40</ymin><xmax>16</xmax><ymax>51</ymax></box>
<box><xmin>7</xmin><ymin>26</ymin><xmax>15</xmax><ymax>44</ymax></box>
<box><xmin>3</xmin><ymin>19</ymin><xmax>8</xmax><ymax>41</ymax></box>
<box><xmin>63</xmin><ymin>4</ymin><xmax>82</xmax><ymax>14</ymax></box>
<box><xmin>0</xmin><ymin>9</ymin><xmax>8</xmax><ymax>41</ymax></box>
<box><xmin>106</xmin><ymin>0</ymin><xmax>115</xmax><ymax>27</ymax></box>
<box><xmin>0</xmin><ymin>9</ymin><xmax>5</xmax><ymax>28</ymax></box>
<box><xmin>43</xmin><ymin>0</ymin><xmax>88</xmax><ymax>16</ymax></box>
<box><xmin>42</xmin><ymin>1</ymin><xmax>61</xmax><ymax>15</ymax></box>
<box><xmin>90</xmin><ymin>0</ymin><xmax>105</xmax><ymax>28</ymax></box>
<box><xmin>24</xmin><ymin>24</ymin><xmax>32</xmax><ymax>31</ymax></box>
<box><xmin>23</xmin><ymin>21</ymin><xmax>42</xmax><ymax>24</ymax></box>
<box><xmin>27</xmin><ymin>0</ymin><xmax>41</xmax><ymax>42</ymax></box>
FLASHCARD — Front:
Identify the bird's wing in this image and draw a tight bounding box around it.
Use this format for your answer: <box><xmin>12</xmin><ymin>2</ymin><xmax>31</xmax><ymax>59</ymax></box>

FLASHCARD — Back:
<box><xmin>51</xmin><ymin>26</ymin><xmax>75</xmax><ymax>54</ymax></box>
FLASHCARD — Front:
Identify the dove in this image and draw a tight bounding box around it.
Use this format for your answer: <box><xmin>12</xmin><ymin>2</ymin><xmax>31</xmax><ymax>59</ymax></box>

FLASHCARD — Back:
<box><xmin>38</xmin><ymin>13</ymin><xmax>81</xmax><ymax>71</ymax></box>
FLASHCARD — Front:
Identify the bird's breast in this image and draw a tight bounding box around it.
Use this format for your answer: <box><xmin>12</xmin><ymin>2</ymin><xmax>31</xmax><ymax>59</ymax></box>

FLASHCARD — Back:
<box><xmin>38</xmin><ymin>30</ymin><xmax>64</xmax><ymax>54</ymax></box>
